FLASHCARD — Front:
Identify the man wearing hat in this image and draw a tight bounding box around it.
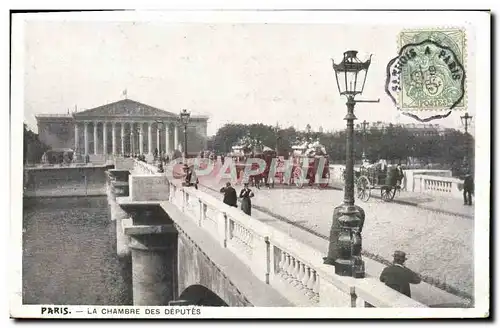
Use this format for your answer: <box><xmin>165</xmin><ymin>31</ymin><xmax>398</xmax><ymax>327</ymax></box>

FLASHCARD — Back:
<box><xmin>379</xmin><ymin>250</ymin><xmax>421</xmax><ymax>298</ymax></box>
<box><xmin>220</xmin><ymin>182</ymin><xmax>237</xmax><ymax>208</ymax></box>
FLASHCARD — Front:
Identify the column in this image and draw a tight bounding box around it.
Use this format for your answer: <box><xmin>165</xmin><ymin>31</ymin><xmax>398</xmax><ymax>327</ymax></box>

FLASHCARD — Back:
<box><xmin>124</xmin><ymin>207</ymin><xmax>178</xmax><ymax>305</ymax></box>
<box><xmin>130</xmin><ymin>123</ymin><xmax>135</xmax><ymax>154</ymax></box>
<box><xmin>84</xmin><ymin>122</ymin><xmax>89</xmax><ymax>156</ymax></box>
<box><xmin>112</xmin><ymin>122</ymin><xmax>117</xmax><ymax>155</ymax></box>
<box><xmin>156</xmin><ymin>126</ymin><xmax>160</xmax><ymax>155</ymax></box>
<box><xmin>121</xmin><ymin>123</ymin><xmax>125</xmax><ymax>155</ymax></box>
<box><xmin>148</xmin><ymin>122</ymin><xmax>153</xmax><ymax>155</ymax></box>
<box><xmin>139</xmin><ymin>122</ymin><xmax>144</xmax><ymax>155</ymax></box>
<box><xmin>94</xmin><ymin>121</ymin><xmax>98</xmax><ymax>155</ymax></box>
<box><xmin>165</xmin><ymin>124</ymin><xmax>171</xmax><ymax>155</ymax></box>
<box><xmin>103</xmin><ymin>122</ymin><xmax>108</xmax><ymax>155</ymax></box>
<box><xmin>174</xmin><ymin>125</ymin><xmax>179</xmax><ymax>151</ymax></box>
<box><xmin>74</xmin><ymin>123</ymin><xmax>79</xmax><ymax>153</ymax></box>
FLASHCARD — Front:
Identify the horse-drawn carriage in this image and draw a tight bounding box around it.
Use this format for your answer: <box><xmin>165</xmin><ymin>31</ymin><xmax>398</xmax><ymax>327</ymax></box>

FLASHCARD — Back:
<box><xmin>286</xmin><ymin>138</ymin><xmax>330</xmax><ymax>188</ymax></box>
<box><xmin>355</xmin><ymin>160</ymin><xmax>403</xmax><ymax>202</ymax></box>
<box><xmin>226</xmin><ymin>136</ymin><xmax>330</xmax><ymax>189</ymax></box>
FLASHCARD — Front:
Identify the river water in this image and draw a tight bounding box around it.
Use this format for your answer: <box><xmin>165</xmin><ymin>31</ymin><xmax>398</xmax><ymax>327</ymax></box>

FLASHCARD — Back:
<box><xmin>22</xmin><ymin>196</ymin><xmax>132</xmax><ymax>305</ymax></box>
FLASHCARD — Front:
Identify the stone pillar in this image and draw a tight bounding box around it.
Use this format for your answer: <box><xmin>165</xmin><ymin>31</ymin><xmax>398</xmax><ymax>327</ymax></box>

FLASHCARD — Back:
<box><xmin>130</xmin><ymin>123</ymin><xmax>135</xmax><ymax>155</ymax></box>
<box><xmin>124</xmin><ymin>209</ymin><xmax>177</xmax><ymax>306</ymax></box>
<box><xmin>165</xmin><ymin>124</ymin><xmax>171</xmax><ymax>155</ymax></box>
<box><xmin>121</xmin><ymin>123</ymin><xmax>125</xmax><ymax>155</ymax></box>
<box><xmin>84</xmin><ymin>122</ymin><xmax>89</xmax><ymax>156</ymax></box>
<box><xmin>112</xmin><ymin>122</ymin><xmax>117</xmax><ymax>155</ymax></box>
<box><xmin>103</xmin><ymin>122</ymin><xmax>108</xmax><ymax>155</ymax></box>
<box><xmin>148</xmin><ymin>122</ymin><xmax>153</xmax><ymax>155</ymax></box>
<box><xmin>139</xmin><ymin>123</ymin><xmax>144</xmax><ymax>155</ymax></box>
<box><xmin>156</xmin><ymin>125</ymin><xmax>160</xmax><ymax>155</ymax></box>
<box><xmin>74</xmin><ymin>123</ymin><xmax>79</xmax><ymax>153</ymax></box>
<box><xmin>174</xmin><ymin>125</ymin><xmax>179</xmax><ymax>151</ymax></box>
<box><xmin>94</xmin><ymin>121</ymin><xmax>98</xmax><ymax>155</ymax></box>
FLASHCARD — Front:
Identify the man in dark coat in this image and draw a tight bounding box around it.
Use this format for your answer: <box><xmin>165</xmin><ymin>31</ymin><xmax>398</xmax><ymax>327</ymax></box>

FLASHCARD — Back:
<box><xmin>220</xmin><ymin>182</ymin><xmax>237</xmax><ymax>207</ymax></box>
<box><xmin>463</xmin><ymin>171</ymin><xmax>474</xmax><ymax>206</ymax></box>
<box><xmin>379</xmin><ymin>251</ymin><xmax>421</xmax><ymax>298</ymax></box>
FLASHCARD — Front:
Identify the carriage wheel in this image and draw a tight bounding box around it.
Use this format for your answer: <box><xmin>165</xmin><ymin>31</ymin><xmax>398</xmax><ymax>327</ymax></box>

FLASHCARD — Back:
<box><xmin>381</xmin><ymin>186</ymin><xmax>396</xmax><ymax>202</ymax></box>
<box><xmin>293</xmin><ymin>167</ymin><xmax>304</xmax><ymax>188</ymax></box>
<box><xmin>319</xmin><ymin>171</ymin><xmax>330</xmax><ymax>188</ymax></box>
<box><xmin>356</xmin><ymin>176</ymin><xmax>371</xmax><ymax>202</ymax></box>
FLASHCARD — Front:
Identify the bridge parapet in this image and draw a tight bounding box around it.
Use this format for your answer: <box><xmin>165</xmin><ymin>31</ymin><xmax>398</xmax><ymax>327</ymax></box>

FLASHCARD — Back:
<box><xmin>132</xmin><ymin>160</ymin><xmax>160</xmax><ymax>176</ymax></box>
<box><xmin>413</xmin><ymin>175</ymin><xmax>463</xmax><ymax>199</ymax></box>
<box><xmin>167</xmin><ymin>176</ymin><xmax>426</xmax><ymax>308</ymax></box>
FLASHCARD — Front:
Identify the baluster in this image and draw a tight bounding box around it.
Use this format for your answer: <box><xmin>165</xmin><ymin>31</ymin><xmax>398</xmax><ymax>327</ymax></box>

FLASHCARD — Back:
<box><xmin>278</xmin><ymin>250</ymin><xmax>285</xmax><ymax>275</ymax></box>
<box><xmin>312</xmin><ymin>271</ymin><xmax>320</xmax><ymax>302</ymax></box>
<box><xmin>300</xmin><ymin>263</ymin><xmax>309</xmax><ymax>290</ymax></box>
<box><xmin>285</xmin><ymin>255</ymin><xmax>295</xmax><ymax>281</ymax></box>
<box><xmin>295</xmin><ymin>262</ymin><xmax>305</xmax><ymax>289</ymax></box>
<box><xmin>281</xmin><ymin>253</ymin><xmax>291</xmax><ymax>279</ymax></box>
<box><xmin>292</xmin><ymin>260</ymin><xmax>302</xmax><ymax>286</ymax></box>
<box><xmin>305</xmin><ymin>267</ymin><xmax>315</xmax><ymax>298</ymax></box>
<box><xmin>288</xmin><ymin>258</ymin><xmax>299</xmax><ymax>284</ymax></box>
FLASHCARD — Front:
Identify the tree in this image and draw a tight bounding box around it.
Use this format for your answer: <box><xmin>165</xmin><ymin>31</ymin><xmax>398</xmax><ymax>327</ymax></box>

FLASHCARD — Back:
<box><xmin>24</xmin><ymin>123</ymin><xmax>49</xmax><ymax>164</ymax></box>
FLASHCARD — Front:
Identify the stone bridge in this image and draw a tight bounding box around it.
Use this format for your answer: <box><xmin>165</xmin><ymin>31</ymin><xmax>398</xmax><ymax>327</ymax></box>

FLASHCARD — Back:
<box><xmin>106</xmin><ymin>158</ymin><xmax>426</xmax><ymax>308</ymax></box>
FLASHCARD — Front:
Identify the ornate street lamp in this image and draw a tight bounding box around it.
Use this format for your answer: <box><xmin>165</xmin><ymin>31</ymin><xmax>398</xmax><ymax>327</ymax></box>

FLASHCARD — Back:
<box><xmin>274</xmin><ymin>123</ymin><xmax>280</xmax><ymax>155</ymax></box>
<box><xmin>324</xmin><ymin>50</ymin><xmax>379</xmax><ymax>278</ymax></box>
<box><xmin>179</xmin><ymin>109</ymin><xmax>191</xmax><ymax>161</ymax></box>
<box><xmin>156</xmin><ymin>120</ymin><xmax>164</xmax><ymax>161</ymax></box>
<box><xmin>460</xmin><ymin>112</ymin><xmax>473</xmax><ymax>171</ymax></box>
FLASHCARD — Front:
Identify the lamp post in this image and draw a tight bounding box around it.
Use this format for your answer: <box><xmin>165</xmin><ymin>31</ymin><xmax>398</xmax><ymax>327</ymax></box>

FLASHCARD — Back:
<box><xmin>323</xmin><ymin>50</ymin><xmax>379</xmax><ymax>278</ymax></box>
<box><xmin>460</xmin><ymin>112</ymin><xmax>473</xmax><ymax>171</ymax></box>
<box><xmin>274</xmin><ymin>123</ymin><xmax>280</xmax><ymax>155</ymax></box>
<box><xmin>156</xmin><ymin>120</ymin><xmax>164</xmax><ymax>159</ymax></box>
<box><xmin>179</xmin><ymin>109</ymin><xmax>191</xmax><ymax>162</ymax></box>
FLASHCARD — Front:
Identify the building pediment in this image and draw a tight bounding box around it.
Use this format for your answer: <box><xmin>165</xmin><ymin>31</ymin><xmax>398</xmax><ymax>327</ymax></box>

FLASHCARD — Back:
<box><xmin>73</xmin><ymin>99</ymin><xmax>177</xmax><ymax>119</ymax></box>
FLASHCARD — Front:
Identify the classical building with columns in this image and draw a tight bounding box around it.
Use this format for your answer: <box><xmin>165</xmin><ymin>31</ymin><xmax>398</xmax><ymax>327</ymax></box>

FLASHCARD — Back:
<box><xmin>35</xmin><ymin>99</ymin><xmax>209</xmax><ymax>160</ymax></box>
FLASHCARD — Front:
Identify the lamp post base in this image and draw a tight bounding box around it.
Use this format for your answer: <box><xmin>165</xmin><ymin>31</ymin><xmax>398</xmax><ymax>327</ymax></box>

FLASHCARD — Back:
<box><xmin>334</xmin><ymin>259</ymin><xmax>353</xmax><ymax>276</ymax></box>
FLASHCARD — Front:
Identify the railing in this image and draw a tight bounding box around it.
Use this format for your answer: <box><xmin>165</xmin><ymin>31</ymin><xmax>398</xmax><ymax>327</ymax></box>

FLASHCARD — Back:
<box><xmin>413</xmin><ymin>174</ymin><xmax>463</xmax><ymax>199</ymax></box>
<box><xmin>165</xmin><ymin>175</ymin><xmax>425</xmax><ymax>308</ymax></box>
<box><xmin>132</xmin><ymin>159</ymin><xmax>161</xmax><ymax>176</ymax></box>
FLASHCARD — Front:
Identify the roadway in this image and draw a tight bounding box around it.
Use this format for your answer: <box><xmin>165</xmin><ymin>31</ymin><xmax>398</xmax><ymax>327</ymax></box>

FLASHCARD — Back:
<box><xmin>198</xmin><ymin>176</ymin><xmax>473</xmax><ymax>305</ymax></box>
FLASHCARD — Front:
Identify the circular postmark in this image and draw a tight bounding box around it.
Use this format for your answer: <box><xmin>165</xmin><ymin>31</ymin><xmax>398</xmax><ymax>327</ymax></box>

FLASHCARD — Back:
<box><xmin>385</xmin><ymin>40</ymin><xmax>466</xmax><ymax>114</ymax></box>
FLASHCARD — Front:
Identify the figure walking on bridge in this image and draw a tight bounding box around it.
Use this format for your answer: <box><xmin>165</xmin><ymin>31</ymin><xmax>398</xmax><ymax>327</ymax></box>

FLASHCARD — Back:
<box><xmin>220</xmin><ymin>182</ymin><xmax>237</xmax><ymax>208</ymax></box>
<box><xmin>239</xmin><ymin>182</ymin><xmax>254</xmax><ymax>216</ymax></box>
<box><xmin>379</xmin><ymin>250</ymin><xmax>421</xmax><ymax>298</ymax></box>
<box><xmin>463</xmin><ymin>171</ymin><xmax>474</xmax><ymax>206</ymax></box>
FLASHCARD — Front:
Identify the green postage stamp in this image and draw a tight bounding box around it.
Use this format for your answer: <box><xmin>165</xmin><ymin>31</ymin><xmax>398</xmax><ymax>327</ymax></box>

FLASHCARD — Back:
<box><xmin>385</xmin><ymin>29</ymin><xmax>466</xmax><ymax>113</ymax></box>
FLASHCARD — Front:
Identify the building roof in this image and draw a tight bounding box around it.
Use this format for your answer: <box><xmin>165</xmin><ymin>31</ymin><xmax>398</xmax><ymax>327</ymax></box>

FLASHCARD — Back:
<box><xmin>73</xmin><ymin>99</ymin><xmax>178</xmax><ymax>118</ymax></box>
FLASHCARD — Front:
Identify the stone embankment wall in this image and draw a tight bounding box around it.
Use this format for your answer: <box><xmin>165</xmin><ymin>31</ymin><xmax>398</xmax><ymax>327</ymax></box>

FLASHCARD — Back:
<box><xmin>23</xmin><ymin>165</ymin><xmax>113</xmax><ymax>197</ymax></box>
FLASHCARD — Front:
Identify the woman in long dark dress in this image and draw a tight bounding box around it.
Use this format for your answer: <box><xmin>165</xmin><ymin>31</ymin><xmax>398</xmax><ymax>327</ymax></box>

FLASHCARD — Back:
<box><xmin>239</xmin><ymin>182</ymin><xmax>255</xmax><ymax>216</ymax></box>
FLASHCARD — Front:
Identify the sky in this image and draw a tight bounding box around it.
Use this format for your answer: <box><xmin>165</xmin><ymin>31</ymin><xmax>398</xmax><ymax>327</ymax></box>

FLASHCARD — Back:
<box><xmin>22</xmin><ymin>15</ymin><xmax>476</xmax><ymax>136</ymax></box>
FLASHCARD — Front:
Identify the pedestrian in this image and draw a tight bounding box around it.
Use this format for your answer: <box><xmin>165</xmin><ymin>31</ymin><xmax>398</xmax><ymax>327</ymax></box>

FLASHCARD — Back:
<box><xmin>379</xmin><ymin>250</ymin><xmax>421</xmax><ymax>298</ymax></box>
<box><xmin>190</xmin><ymin>165</ymin><xmax>199</xmax><ymax>190</ymax></box>
<box><xmin>463</xmin><ymin>171</ymin><xmax>474</xmax><ymax>206</ymax></box>
<box><xmin>220</xmin><ymin>182</ymin><xmax>237</xmax><ymax>207</ymax></box>
<box><xmin>183</xmin><ymin>165</ymin><xmax>198</xmax><ymax>189</ymax></box>
<box><xmin>239</xmin><ymin>182</ymin><xmax>255</xmax><ymax>216</ymax></box>
<box><xmin>396</xmin><ymin>163</ymin><xmax>405</xmax><ymax>189</ymax></box>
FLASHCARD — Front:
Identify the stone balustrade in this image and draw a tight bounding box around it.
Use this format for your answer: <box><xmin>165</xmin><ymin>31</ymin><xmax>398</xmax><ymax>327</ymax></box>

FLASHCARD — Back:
<box><xmin>132</xmin><ymin>159</ymin><xmax>161</xmax><ymax>176</ymax></box>
<box><xmin>413</xmin><ymin>174</ymin><xmax>464</xmax><ymax>199</ymax></box>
